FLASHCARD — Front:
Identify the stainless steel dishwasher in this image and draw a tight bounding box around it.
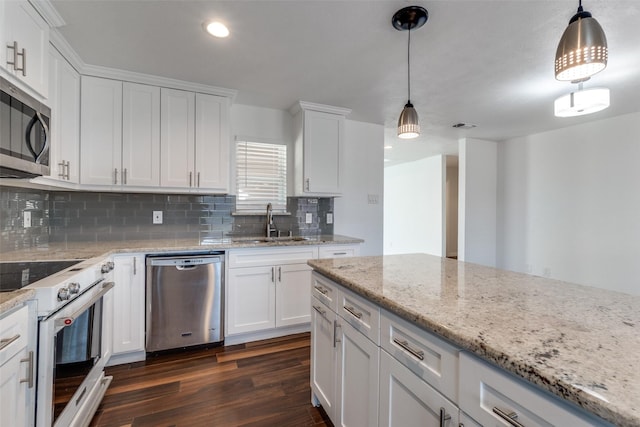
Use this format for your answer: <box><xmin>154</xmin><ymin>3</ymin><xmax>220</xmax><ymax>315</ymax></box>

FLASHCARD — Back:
<box><xmin>146</xmin><ymin>253</ymin><xmax>224</xmax><ymax>352</ymax></box>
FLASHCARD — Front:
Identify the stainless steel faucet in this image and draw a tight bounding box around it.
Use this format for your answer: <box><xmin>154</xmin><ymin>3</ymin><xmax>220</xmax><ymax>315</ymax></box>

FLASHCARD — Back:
<box><xmin>266</xmin><ymin>203</ymin><xmax>277</xmax><ymax>237</ymax></box>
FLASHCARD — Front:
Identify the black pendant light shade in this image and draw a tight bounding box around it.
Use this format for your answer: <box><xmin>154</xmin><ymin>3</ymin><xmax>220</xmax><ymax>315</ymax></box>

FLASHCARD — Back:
<box><xmin>555</xmin><ymin>1</ymin><xmax>608</xmax><ymax>82</ymax></box>
<box><xmin>393</xmin><ymin>6</ymin><xmax>428</xmax><ymax>139</ymax></box>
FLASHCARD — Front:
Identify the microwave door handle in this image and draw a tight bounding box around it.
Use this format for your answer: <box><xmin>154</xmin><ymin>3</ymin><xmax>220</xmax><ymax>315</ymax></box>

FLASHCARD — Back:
<box><xmin>25</xmin><ymin>112</ymin><xmax>50</xmax><ymax>164</ymax></box>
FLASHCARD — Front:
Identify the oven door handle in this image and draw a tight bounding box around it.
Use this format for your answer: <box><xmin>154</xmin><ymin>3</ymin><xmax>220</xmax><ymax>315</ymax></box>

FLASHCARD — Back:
<box><xmin>54</xmin><ymin>282</ymin><xmax>114</xmax><ymax>329</ymax></box>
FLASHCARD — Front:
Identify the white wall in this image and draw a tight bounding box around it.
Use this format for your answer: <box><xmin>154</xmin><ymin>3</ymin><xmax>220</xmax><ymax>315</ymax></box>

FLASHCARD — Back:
<box><xmin>384</xmin><ymin>155</ymin><xmax>444</xmax><ymax>256</ymax></box>
<box><xmin>334</xmin><ymin>120</ymin><xmax>384</xmax><ymax>256</ymax></box>
<box><xmin>497</xmin><ymin>112</ymin><xmax>640</xmax><ymax>295</ymax></box>
<box><xmin>459</xmin><ymin>138</ymin><xmax>497</xmax><ymax>266</ymax></box>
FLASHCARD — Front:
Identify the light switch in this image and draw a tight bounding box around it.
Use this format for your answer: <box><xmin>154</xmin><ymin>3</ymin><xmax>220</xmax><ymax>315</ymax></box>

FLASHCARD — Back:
<box><xmin>326</xmin><ymin>213</ymin><xmax>333</xmax><ymax>224</ymax></box>
<box><xmin>305</xmin><ymin>213</ymin><xmax>313</xmax><ymax>224</ymax></box>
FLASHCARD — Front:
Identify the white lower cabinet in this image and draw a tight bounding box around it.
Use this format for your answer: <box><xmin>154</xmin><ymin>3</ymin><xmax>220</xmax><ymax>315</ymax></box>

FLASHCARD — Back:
<box><xmin>226</xmin><ymin>246</ymin><xmax>319</xmax><ymax>340</ymax></box>
<box><xmin>379</xmin><ymin>350</ymin><xmax>458</xmax><ymax>427</ymax></box>
<box><xmin>310</xmin><ymin>272</ymin><xmax>380</xmax><ymax>427</ymax></box>
<box><xmin>459</xmin><ymin>352</ymin><xmax>608</xmax><ymax>426</ymax></box>
<box><xmin>110</xmin><ymin>254</ymin><xmax>146</xmax><ymax>364</ymax></box>
<box><xmin>0</xmin><ymin>302</ymin><xmax>36</xmax><ymax>427</ymax></box>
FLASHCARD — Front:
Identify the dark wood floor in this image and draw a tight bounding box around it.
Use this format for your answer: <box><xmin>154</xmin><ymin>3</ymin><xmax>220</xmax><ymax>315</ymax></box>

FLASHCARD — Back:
<box><xmin>89</xmin><ymin>333</ymin><xmax>332</xmax><ymax>427</ymax></box>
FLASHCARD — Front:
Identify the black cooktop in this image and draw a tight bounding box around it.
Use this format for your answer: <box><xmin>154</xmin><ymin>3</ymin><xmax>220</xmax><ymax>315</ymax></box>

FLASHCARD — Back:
<box><xmin>0</xmin><ymin>260</ymin><xmax>84</xmax><ymax>292</ymax></box>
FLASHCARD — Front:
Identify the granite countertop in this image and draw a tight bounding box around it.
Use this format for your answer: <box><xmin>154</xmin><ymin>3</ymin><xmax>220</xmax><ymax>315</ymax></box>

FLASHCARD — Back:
<box><xmin>0</xmin><ymin>235</ymin><xmax>363</xmax><ymax>315</ymax></box>
<box><xmin>307</xmin><ymin>253</ymin><xmax>639</xmax><ymax>427</ymax></box>
<box><xmin>0</xmin><ymin>234</ymin><xmax>363</xmax><ymax>262</ymax></box>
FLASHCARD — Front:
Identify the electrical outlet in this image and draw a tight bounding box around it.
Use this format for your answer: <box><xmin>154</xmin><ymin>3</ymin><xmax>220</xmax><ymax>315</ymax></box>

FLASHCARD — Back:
<box><xmin>367</xmin><ymin>194</ymin><xmax>379</xmax><ymax>204</ymax></box>
<box><xmin>21</xmin><ymin>269</ymin><xmax>30</xmax><ymax>286</ymax></box>
<box><xmin>23</xmin><ymin>211</ymin><xmax>31</xmax><ymax>228</ymax></box>
<box><xmin>153</xmin><ymin>211</ymin><xmax>163</xmax><ymax>224</ymax></box>
<box><xmin>305</xmin><ymin>213</ymin><xmax>313</xmax><ymax>224</ymax></box>
<box><xmin>326</xmin><ymin>212</ymin><xmax>333</xmax><ymax>224</ymax></box>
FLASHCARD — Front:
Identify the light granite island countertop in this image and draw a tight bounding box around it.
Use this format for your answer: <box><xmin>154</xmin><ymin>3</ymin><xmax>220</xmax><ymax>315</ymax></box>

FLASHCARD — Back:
<box><xmin>307</xmin><ymin>253</ymin><xmax>639</xmax><ymax>427</ymax></box>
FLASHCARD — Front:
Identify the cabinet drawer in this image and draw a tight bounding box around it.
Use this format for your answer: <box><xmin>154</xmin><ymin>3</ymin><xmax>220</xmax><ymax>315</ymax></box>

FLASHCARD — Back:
<box><xmin>381</xmin><ymin>310</ymin><xmax>459</xmax><ymax>403</ymax></box>
<box><xmin>228</xmin><ymin>246</ymin><xmax>318</xmax><ymax>268</ymax></box>
<box><xmin>0</xmin><ymin>305</ymin><xmax>28</xmax><ymax>365</ymax></box>
<box><xmin>311</xmin><ymin>272</ymin><xmax>339</xmax><ymax>312</ymax></box>
<box><xmin>459</xmin><ymin>352</ymin><xmax>609</xmax><ymax>427</ymax></box>
<box><xmin>318</xmin><ymin>244</ymin><xmax>360</xmax><ymax>259</ymax></box>
<box><xmin>337</xmin><ymin>287</ymin><xmax>379</xmax><ymax>344</ymax></box>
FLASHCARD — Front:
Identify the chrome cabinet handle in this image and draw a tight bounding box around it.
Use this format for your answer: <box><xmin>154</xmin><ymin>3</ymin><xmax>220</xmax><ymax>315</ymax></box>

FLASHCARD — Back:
<box><xmin>114</xmin><ymin>168</ymin><xmax>118</xmax><ymax>184</ymax></box>
<box><xmin>314</xmin><ymin>285</ymin><xmax>328</xmax><ymax>295</ymax></box>
<box><xmin>133</xmin><ymin>257</ymin><xmax>137</xmax><ymax>275</ymax></box>
<box><xmin>393</xmin><ymin>337</ymin><xmax>425</xmax><ymax>361</ymax></box>
<box><xmin>332</xmin><ymin>252</ymin><xmax>347</xmax><ymax>256</ymax></box>
<box><xmin>333</xmin><ymin>320</ymin><xmax>341</xmax><ymax>348</ymax></box>
<box><xmin>305</xmin><ymin>178</ymin><xmax>310</xmax><ymax>191</ymax></box>
<box><xmin>271</xmin><ymin>266</ymin><xmax>275</xmax><ymax>283</ymax></box>
<box><xmin>65</xmin><ymin>161</ymin><xmax>70</xmax><ymax>180</ymax></box>
<box><xmin>312</xmin><ymin>305</ymin><xmax>329</xmax><ymax>322</ymax></box>
<box><xmin>123</xmin><ymin>168</ymin><xmax>127</xmax><ymax>184</ymax></box>
<box><xmin>278</xmin><ymin>266</ymin><xmax>282</xmax><ymax>282</ymax></box>
<box><xmin>343</xmin><ymin>305</ymin><xmax>362</xmax><ymax>319</ymax></box>
<box><xmin>20</xmin><ymin>351</ymin><xmax>34</xmax><ymax>388</ymax></box>
<box><xmin>197</xmin><ymin>172</ymin><xmax>200</xmax><ymax>187</ymax></box>
<box><xmin>493</xmin><ymin>407</ymin><xmax>525</xmax><ymax>427</ymax></box>
<box><xmin>440</xmin><ymin>407</ymin><xmax>451</xmax><ymax>427</ymax></box>
<box><xmin>0</xmin><ymin>334</ymin><xmax>20</xmax><ymax>351</ymax></box>
<box><xmin>6</xmin><ymin>41</ymin><xmax>26</xmax><ymax>76</ymax></box>
<box><xmin>58</xmin><ymin>161</ymin><xmax>66</xmax><ymax>179</ymax></box>
<box><xmin>189</xmin><ymin>171</ymin><xmax>193</xmax><ymax>187</ymax></box>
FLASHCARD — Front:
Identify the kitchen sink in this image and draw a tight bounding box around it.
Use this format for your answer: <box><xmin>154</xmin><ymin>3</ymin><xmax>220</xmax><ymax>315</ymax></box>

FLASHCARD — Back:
<box><xmin>231</xmin><ymin>236</ymin><xmax>310</xmax><ymax>243</ymax></box>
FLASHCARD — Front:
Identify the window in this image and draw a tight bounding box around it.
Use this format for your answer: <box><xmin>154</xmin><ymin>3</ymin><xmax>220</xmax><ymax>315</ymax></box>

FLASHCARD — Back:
<box><xmin>236</xmin><ymin>140</ymin><xmax>287</xmax><ymax>212</ymax></box>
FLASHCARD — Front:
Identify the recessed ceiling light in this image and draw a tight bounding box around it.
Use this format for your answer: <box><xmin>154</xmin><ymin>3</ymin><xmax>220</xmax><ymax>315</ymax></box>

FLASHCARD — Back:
<box><xmin>205</xmin><ymin>21</ymin><xmax>229</xmax><ymax>38</ymax></box>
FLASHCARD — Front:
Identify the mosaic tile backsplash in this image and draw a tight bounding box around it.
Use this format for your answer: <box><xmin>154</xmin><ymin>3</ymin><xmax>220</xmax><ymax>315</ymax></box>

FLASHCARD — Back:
<box><xmin>0</xmin><ymin>185</ymin><xmax>334</xmax><ymax>251</ymax></box>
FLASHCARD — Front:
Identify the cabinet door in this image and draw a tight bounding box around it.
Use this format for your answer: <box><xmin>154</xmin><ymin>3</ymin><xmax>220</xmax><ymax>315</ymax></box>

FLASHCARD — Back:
<box><xmin>48</xmin><ymin>47</ymin><xmax>80</xmax><ymax>183</ymax></box>
<box><xmin>336</xmin><ymin>320</ymin><xmax>380</xmax><ymax>427</ymax></box>
<box><xmin>310</xmin><ymin>297</ymin><xmax>337</xmax><ymax>420</ymax></box>
<box><xmin>227</xmin><ymin>266</ymin><xmax>275</xmax><ymax>335</ymax></box>
<box><xmin>80</xmin><ymin>76</ymin><xmax>123</xmax><ymax>185</ymax></box>
<box><xmin>276</xmin><ymin>263</ymin><xmax>312</xmax><ymax>327</ymax></box>
<box><xmin>160</xmin><ymin>88</ymin><xmax>195</xmax><ymax>188</ymax></box>
<box><xmin>194</xmin><ymin>93</ymin><xmax>229</xmax><ymax>191</ymax></box>
<box><xmin>0</xmin><ymin>347</ymin><xmax>29</xmax><ymax>427</ymax></box>
<box><xmin>379</xmin><ymin>350</ymin><xmax>459</xmax><ymax>427</ymax></box>
<box><xmin>122</xmin><ymin>82</ymin><xmax>160</xmax><ymax>187</ymax></box>
<box><xmin>1</xmin><ymin>0</ymin><xmax>49</xmax><ymax>97</ymax></box>
<box><xmin>112</xmin><ymin>255</ymin><xmax>145</xmax><ymax>354</ymax></box>
<box><xmin>303</xmin><ymin>110</ymin><xmax>343</xmax><ymax>194</ymax></box>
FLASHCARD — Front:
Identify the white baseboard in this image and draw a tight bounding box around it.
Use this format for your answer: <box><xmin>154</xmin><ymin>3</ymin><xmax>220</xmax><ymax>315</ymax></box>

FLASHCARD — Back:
<box><xmin>224</xmin><ymin>323</ymin><xmax>310</xmax><ymax>346</ymax></box>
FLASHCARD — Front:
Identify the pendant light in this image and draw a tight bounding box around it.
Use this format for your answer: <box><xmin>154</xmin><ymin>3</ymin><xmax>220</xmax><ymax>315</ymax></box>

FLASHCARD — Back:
<box><xmin>555</xmin><ymin>0</ymin><xmax>608</xmax><ymax>82</ymax></box>
<box><xmin>393</xmin><ymin>6</ymin><xmax>428</xmax><ymax>139</ymax></box>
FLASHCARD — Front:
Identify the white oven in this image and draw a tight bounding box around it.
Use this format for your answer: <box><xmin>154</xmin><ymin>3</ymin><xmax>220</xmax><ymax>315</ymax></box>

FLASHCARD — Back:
<box><xmin>28</xmin><ymin>258</ymin><xmax>115</xmax><ymax>427</ymax></box>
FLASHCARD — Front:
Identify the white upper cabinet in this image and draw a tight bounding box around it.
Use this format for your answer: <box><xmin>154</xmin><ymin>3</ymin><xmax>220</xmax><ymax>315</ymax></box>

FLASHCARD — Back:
<box><xmin>0</xmin><ymin>0</ymin><xmax>49</xmax><ymax>97</ymax></box>
<box><xmin>292</xmin><ymin>101</ymin><xmax>351</xmax><ymax>196</ymax></box>
<box><xmin>122</xmin><ymin>82</ymin><xmax>160</xmax><ymax>187</ymax></box>
<box><xmin>80</xmin><ymin>77</ymin><xmax>160</xmax><ymax>187</ymax></box>
<box><xmin>48</xmin><ymin>46</ymin><xmax>80</xmax><ymax>183</ymax></box>
<box><xmin>80</xmin><ymin>76</ymin><xmax>123</xmax><ymax>185</ymax></box>
<box><xmin>161</xmin><ymin>88</ymin><xmax>229</xmax><ymax>192</ymax></box>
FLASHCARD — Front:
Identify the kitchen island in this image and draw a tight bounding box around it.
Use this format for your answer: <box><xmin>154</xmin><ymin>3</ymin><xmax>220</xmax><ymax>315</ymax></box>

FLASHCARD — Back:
<box><xmin>308</xmin><ymin>253</ymin><xmax>639</xmax><ymax>427</ymax></box>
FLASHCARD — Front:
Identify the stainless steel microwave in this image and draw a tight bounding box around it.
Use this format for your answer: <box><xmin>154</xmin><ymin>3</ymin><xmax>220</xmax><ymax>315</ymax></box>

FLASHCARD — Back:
<box><xmin>0</xmin><ymin>76</ymin><xmax>51</xmax><ymax>178</ymax></box>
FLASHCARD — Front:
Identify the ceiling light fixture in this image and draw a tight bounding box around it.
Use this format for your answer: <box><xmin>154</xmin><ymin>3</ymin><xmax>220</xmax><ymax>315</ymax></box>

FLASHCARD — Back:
<box><xmin>554</xmin><ymin>84</ymin><xmax>610</xmax><ymax>117</ymax></box>
<box><xmin>555</xmin><ymin>0</ymin><xmax>607</xmax><ymax>82</ymax></box>
<box><xmin>393</xmin><ymin>6</ymin><xmax>428</xmax><ymax>139</ymax></box>
<box><xmin>205</xmin><ymin>21</ymin><xmax>230</xmax><ymax>38</ymax></box>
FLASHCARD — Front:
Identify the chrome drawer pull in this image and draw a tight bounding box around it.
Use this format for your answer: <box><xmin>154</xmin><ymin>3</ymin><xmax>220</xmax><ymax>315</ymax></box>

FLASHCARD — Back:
<box><xmin>393</xmin><ymin>338</ymin><xmax>424</xmax><ymax>360</ymax></box>
<box><xmin>333</xmin><ymin>320</ymin><xmax>341</xmax><ymax>348</ymax></box>
<box><xmin>343</xmin><ymin>305</ymin><xmax>362</xmax><ymax>319</ymax></box>
<box><xmin>332</xmin><ymin>252</ymin><xmax>347</xmax><ymax>255</ymax></box>
<box><xmin>440</xmin><ymin>407</ymin><xmax>451</xmax><ymax>427</ymax></box>
<box><xmin>314</xmin><ymin>285</ymin><xmax>328</xmax><ymax>295</ymax></box>
<box><xmin>493</xmin><ymin>407</ymin><xmax>525</xmax><ymax>427</ymax></box>
<box><xmin>0</xmin><ymin>334</ymin><xmax>20</xmax><ymax>351</ymax></box>
<box><xmin>312</xmin><ymin>305</ymin><xmax>329</xmax><ymax>322</ymax></box>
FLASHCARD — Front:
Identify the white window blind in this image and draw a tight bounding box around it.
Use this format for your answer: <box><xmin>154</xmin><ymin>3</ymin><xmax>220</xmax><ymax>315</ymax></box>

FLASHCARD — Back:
<box><xmin>236</xmin><ymin>141</ymin><xmax>287</xmax><ymax>212</ymax></box>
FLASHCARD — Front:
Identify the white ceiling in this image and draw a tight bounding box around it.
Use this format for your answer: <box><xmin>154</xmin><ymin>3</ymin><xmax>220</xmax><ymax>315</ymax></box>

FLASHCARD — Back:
<box><xmin>50</xmin><ymin>0</ymin><xmax>640</xmax><ymax>166</ymax></box>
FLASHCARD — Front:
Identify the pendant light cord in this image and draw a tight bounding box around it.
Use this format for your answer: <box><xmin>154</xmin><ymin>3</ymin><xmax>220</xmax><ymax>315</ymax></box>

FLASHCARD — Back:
<box><xmin>407</xmin><ymin>27</ymin><xmax>411</xmax><ymax>103</ymax></box>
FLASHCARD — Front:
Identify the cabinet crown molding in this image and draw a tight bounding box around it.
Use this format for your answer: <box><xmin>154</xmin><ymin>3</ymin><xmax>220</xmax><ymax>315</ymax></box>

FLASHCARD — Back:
<box><xmin>289</xmin><ymin>101</ymin><xmax>351</xmax><ymax>117</ymax></box>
